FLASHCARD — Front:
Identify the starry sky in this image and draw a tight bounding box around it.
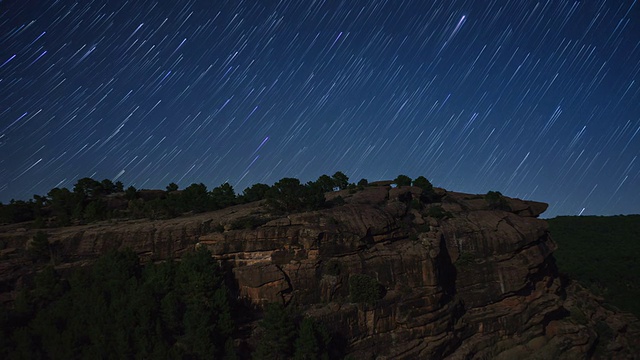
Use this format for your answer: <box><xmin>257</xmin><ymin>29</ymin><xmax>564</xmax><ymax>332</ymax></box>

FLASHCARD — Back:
<box><xmin>1</xmin><ymin>0</ymin><xmax>639</xmax><ymax>218</ymax></box>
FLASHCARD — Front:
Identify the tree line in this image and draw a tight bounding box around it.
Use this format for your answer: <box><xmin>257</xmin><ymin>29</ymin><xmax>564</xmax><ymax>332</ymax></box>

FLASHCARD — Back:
<box><xmin>0</xmin><ymin>172</ymin><xmax>435</xmax><ymax>228</ymax></box>
<box><xmin>0</xmin><ymin>247</ymin><xmax>338</xmax><ymax>359</ymax></box>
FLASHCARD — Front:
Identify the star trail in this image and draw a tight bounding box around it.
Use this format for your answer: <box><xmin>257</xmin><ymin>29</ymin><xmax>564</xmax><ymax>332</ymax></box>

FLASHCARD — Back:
<box><xmin>1</xmin><ymin>0</ymin><xmax>639</xmax><ymax>218</ymax></box>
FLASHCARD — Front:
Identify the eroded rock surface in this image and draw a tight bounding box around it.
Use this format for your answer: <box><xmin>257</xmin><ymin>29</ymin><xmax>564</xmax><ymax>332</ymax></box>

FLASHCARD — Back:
<box><xmin>1</xmin><ymin>184</ymin><xmax>638</xmax><ymax>359</ymax></box>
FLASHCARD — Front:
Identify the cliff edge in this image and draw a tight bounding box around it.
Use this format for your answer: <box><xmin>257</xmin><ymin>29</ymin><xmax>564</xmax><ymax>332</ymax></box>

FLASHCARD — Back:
<box><xmin>1</xmin><ymin>184</ymin><xmax>638</xmax><ymax>358</ymax></box>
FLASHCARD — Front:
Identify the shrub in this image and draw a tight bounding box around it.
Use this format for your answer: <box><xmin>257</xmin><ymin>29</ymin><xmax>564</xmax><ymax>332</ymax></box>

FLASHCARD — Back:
<box><xmin>426</xmin><ymin>206</ymin><xmax>450</xmax><ymax>219</ymax></box>
<box><xmin>331</xmin><ymin>171</ymin><xmax>349</xmax><ymax>190</ymax></box>
<box><xmin>265</xmin><ymin>178</ymin><xmax>325</xmax><ymax>213</ymax></box>
<box><xmin>485</xmin><ymin>191</ymin><xmax>510</xmax><ymax>211</ymax></box>
<box><xmin>412</xmin><ymin>176</ymin><xmax>433</xmax><ymax>191</ymax></box>
<box><xmin>393</xmin><ymin>175</ymin><xmax>412</xmax><ymax>187</ymax></box>
<box><xmin>349</xmin><ymin>274</ymin><xmax>384</xmax><ymax>304</ymax></box>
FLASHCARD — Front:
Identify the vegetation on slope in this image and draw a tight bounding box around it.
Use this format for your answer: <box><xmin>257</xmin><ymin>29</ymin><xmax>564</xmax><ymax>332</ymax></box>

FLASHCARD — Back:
<box><xmin>0</xmin><ymin>248</ymin><xmax>334</xmax><ymax>359</ymax></box>
<box><xmin>548</xmin><ymin>215</ymin><xmax>640</xmax><ymax>317</ymax></box>
<box><xmin>0</xmin><ymin>171</ymin><xmax>357</xmax><ymax>227</ymax></box>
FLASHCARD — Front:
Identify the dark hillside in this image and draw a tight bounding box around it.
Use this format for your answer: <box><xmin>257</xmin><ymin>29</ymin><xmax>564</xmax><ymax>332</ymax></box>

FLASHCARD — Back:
<box><xmin>548</xmin><ymin>215</ymin><xmax>640</xmax><ymax>317</ymax></box>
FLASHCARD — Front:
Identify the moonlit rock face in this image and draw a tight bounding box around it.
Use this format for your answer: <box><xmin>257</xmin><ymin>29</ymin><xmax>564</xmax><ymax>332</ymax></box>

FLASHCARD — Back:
<box><xmin>1</xmin><ymin>1</ymin><xmax>638</xmax><ymax>218</ymax></box>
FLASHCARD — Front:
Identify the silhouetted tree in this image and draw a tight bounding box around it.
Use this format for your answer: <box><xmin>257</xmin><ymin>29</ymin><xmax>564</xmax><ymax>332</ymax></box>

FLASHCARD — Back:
<box><xmin>100</xmin><ymin>179</ymin><xmax>117</xmax><ymax>194</ymax></box>
<box><xmin>125</xmin><ymin>186</ymin><xmax>138</xmax><ymax>200</ymax></box>
<box><xmin>166</xmin><ymin>182</ymin><xmax>179</xmax><ymax>192</ymax></box>
<box><xmin>181</xmin><ymin>183</ymin><xmax>210</xmax><ymax>213</ymax></box>
<box><xmin>294</xmin><ymin>317</ymin><xmax>330</xmax><ymax>360</ymax></box>
<box><xmin>73</xmin><ymin>177</ymin><xmax>103</xmax><ymax>199</ymax></box>
<box><xmin>266</xmin><ymin>178</ymin><xmax>325</xmax><ymax>213</ymax></box>
<box><xmin>253</xmin><ymin>303</ymin><xmax>297</xmax><ymax>359</ymax></box>
<box><xmin>211</xmin><ymin>183</ymin><xmax>236</xmax><ymax>209</ymax></box>
<box><xmin>84</xmin><ymin>199</ymin><xmax>108</xmax><ymax>222</ymax></box>
<box><xmin>412</xmin><ymin>176</ymin><xmax>432</xmax><ymax>191</ymax></box>
<box><xmin>114</xmin><ymin>181</ymin><xmax>124</xmax><ymax>192</ymax></box>
<box><xmin>315</xmin><ymin>175</ymin><xmax>335</xmax><ymax>192</ymax></box>
<box><xmin>331</xmin><ymin>172</ymin><xmax>349</xmax><ymax>190</ymax></box>
<box><xmin>393</xmin><ymin>175</ymin><xmax>412</xmax><ymax>187</ymax></box>
<box><xmin>413</xmin><ymin>176</ymin><xmax>438</xmax><ymax>203</ymax></box>
<box><xmin>241</xmin><ymin>183</ymin><xmax>271</xmax><ymax>203</ymax></box>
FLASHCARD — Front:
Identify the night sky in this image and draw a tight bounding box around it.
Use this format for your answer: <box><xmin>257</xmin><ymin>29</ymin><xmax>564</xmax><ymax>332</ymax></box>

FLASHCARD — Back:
<box><xmin>1</xmin><ymin>1</ymin><xmax>639</xmax><ymax>218</ymax></box>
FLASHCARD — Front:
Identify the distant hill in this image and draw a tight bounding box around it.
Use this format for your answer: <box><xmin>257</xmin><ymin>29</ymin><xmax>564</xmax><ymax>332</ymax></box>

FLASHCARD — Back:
<box><xmin>548</xmin><ymin>215</ymin><xmax>640</xmax><ymax>317</ymax></box>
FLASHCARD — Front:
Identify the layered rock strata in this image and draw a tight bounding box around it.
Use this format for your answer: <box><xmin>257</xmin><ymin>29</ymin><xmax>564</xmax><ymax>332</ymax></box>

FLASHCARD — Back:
<box><xmin>1</xmin><ymin>184</ymin><xmax>638</xmax><ymax>358</ymax></box>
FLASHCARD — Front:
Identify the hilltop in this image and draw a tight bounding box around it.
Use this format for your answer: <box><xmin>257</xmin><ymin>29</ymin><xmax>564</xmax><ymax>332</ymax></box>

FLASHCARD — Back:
<box><xmin>1</xmin><ymin>175</ymin><xmax>639</xmax><ymax>358</ymax></box>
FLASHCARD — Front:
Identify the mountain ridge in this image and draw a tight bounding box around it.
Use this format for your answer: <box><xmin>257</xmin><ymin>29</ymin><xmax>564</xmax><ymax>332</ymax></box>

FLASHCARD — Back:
<box><xmin>1</xmin><ymin>182</ymin><xmax>638</xmax><ymax>358</ymax></box>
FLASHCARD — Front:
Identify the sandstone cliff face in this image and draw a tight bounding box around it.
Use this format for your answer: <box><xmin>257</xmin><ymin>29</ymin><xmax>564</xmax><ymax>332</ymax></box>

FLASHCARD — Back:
<box><xmin>198</xmin><ymin>186</ymin><xmax>639</xmax><ymax>359</ymax></box>
<box><xmin>1</xmin><ymin>185</ymin><xmax>638</xmax><ymax>358</ymax></box>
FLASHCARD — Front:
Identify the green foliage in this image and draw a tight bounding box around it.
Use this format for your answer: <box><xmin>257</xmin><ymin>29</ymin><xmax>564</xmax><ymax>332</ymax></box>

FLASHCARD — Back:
<box><xmin>2</xmin><ymin>248</ymin><xmax>234</xmax><ymax>359</ymax></box>
<box><xmin>425</xmin><ymin>205</ymin><xmax>450</xmax><ymax>219</ymax></box>
<box><xmin>0</xmin><ymin>199</ymin><xmax>36</xmax><ymax>224</ymax></box>
<box><xmin>349</xmin><ymin>274</ymin><xmax>384</xmax><ymax>304</ymax></box>
<box><xmin>315</xmin><ymin>175</ymin><xmax>335</xmax><ymax>192</ymax></box>
<box><xmin>83</xmin><ymin>199</ymin><xmax>108</xmax><ymax>222</ymax></box>
<box><xmin>331</xmin><ymin>171</ymin><xmax>349</xmax><ymax>190</ymax></box>
<box><xmin>412</xmin><ymin>176</ymin><xmax>433</xmax><ymax>191</ymax></box>
<box><xmin>548</xmin><ymin>215</ymin><xmax>640</xmax><ymax>317</ymax></box>
<box><xmin>357</xmin><ymin>178</ymin><xmax>368</xmax><ymax>187</ymax></box>
<box><xmin>254</xmin><ymin>303</ymin><xmax>297</xmax><ymax>359</ymax></box>
<box><xmin>1</xmin><ymin>172</ymin><xmax>360</xmax><ymax>227</ymax></box>
<box><xmin>393</xmin><ymin>174</ymin><xmax>412</xmax><ymax>187</ymax></box>
<box><xmin>210</xmin><ymin>183</ymin><xmax>236</xmax><ymax>209</ymax></box>
<box><xmin>414</xmin><ymin>176</ymin><xmax>439</xmax><ymax>203</ymax></box>
<box><xmin>181</xmin><ymin>183</ymin><xmax>210</xmax><ymax>213</ymax></box>
<box><xmin>484</xmin><ymin>191</ymin><xmax>510</xmax><ymax>210</ymax></box>
<box><xmin>73</xmin><ymin>177</ymin><xmax>104</xmax><ymax>198</ymax></box>
<box><xmin>265</xmin><ymin>178</ymin><xmax>325</xmax><ymax>213</ymax></box>
<box><xmin>254</xmin><ymin>305</ymin><xmax>331</xmax><ymax>360</ymax></box>
<box><xmin>242</xmin><ymin>183</ymin><xmax>271</xmax><ymax>203</ymax></box>
<box><xmin>294</xmin><ymin>317</ymin><xmax>330</xmax><ymax>360</ymax></box>
<box><xmin>125</xmin><ymin>185</ymin><xmax>138</xmax><ymax>200</ymax></box>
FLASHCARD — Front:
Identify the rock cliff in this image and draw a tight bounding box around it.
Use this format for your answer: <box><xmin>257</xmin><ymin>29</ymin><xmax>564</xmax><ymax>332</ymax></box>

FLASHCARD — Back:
<box><xmin>1</xmin><ymin>184</ymin><xmax>638</xmax><ymax>358</ymax></box>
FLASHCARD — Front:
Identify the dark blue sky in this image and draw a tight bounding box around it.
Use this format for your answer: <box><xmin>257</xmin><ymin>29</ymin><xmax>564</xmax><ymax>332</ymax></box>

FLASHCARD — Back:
<box><xmin>1</xmin><ymin>0</ymin><xmax>639</xmax><ymax>218</ymax></box>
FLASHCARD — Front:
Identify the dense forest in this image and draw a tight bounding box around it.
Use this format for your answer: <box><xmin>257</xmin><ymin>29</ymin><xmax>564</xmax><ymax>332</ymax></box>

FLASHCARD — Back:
<box><xmin>4</xmin><ymin>173</ymin><xmax>639</xmax><ymax>357</ymax></box>
<box><xmin>0</xmin><ymin>172</ymin><xmax>438</xmax><ymax>358</ymax></box>
<box><xmin>0</xmin><ymin>247</ymin><xmax>334</xmax><ymax>359</ymax></box>
<box><xmin>548</xmin><ymin>215</ymin><xmax>640</xmax><ymax>317</ymax></box>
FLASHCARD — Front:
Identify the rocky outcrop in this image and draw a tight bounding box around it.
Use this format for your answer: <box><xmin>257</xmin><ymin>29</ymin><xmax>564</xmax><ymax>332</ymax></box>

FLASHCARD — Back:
<box><xmin>1</xmin><ymin>184</ymin><xmax>638</xmax><ymax>358</ymax></box>
<box><xmin>198</xmin><ymin>186</ymin><xmax>639</xmax><ymax>359</ymax></box>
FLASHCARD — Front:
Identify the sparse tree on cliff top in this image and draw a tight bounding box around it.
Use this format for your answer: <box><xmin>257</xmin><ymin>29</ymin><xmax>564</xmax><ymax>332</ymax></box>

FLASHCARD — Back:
<box><xmin>393</xmin><ymin>174</ymin><xmax>412</xmax><ymax>187</ymax></box>
<box><xmin>331</xmin><ymin>171</ymin><xmax>349</xmax><ymax>190</ymax></box>
<box><xmin>241</xmin><ymin>183</ymin><xmax>270</xmax><ymax>203</ymax></box>
<box><xmin>314</xmin><ymin>175</ymin><xmax>335</xmax><ymax>192</ymax></box>
<box><xmin>412</xmin><ymin>176</ymin><xmax>433</xmax><ymax>191</ymax></box>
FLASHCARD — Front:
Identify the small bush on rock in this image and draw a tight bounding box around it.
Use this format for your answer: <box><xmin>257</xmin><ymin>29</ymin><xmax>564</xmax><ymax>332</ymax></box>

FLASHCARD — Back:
<box><xmin>349</xmin><ymin>274</ymin><xmax>384</xmax><ymax>304</ymax></box>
